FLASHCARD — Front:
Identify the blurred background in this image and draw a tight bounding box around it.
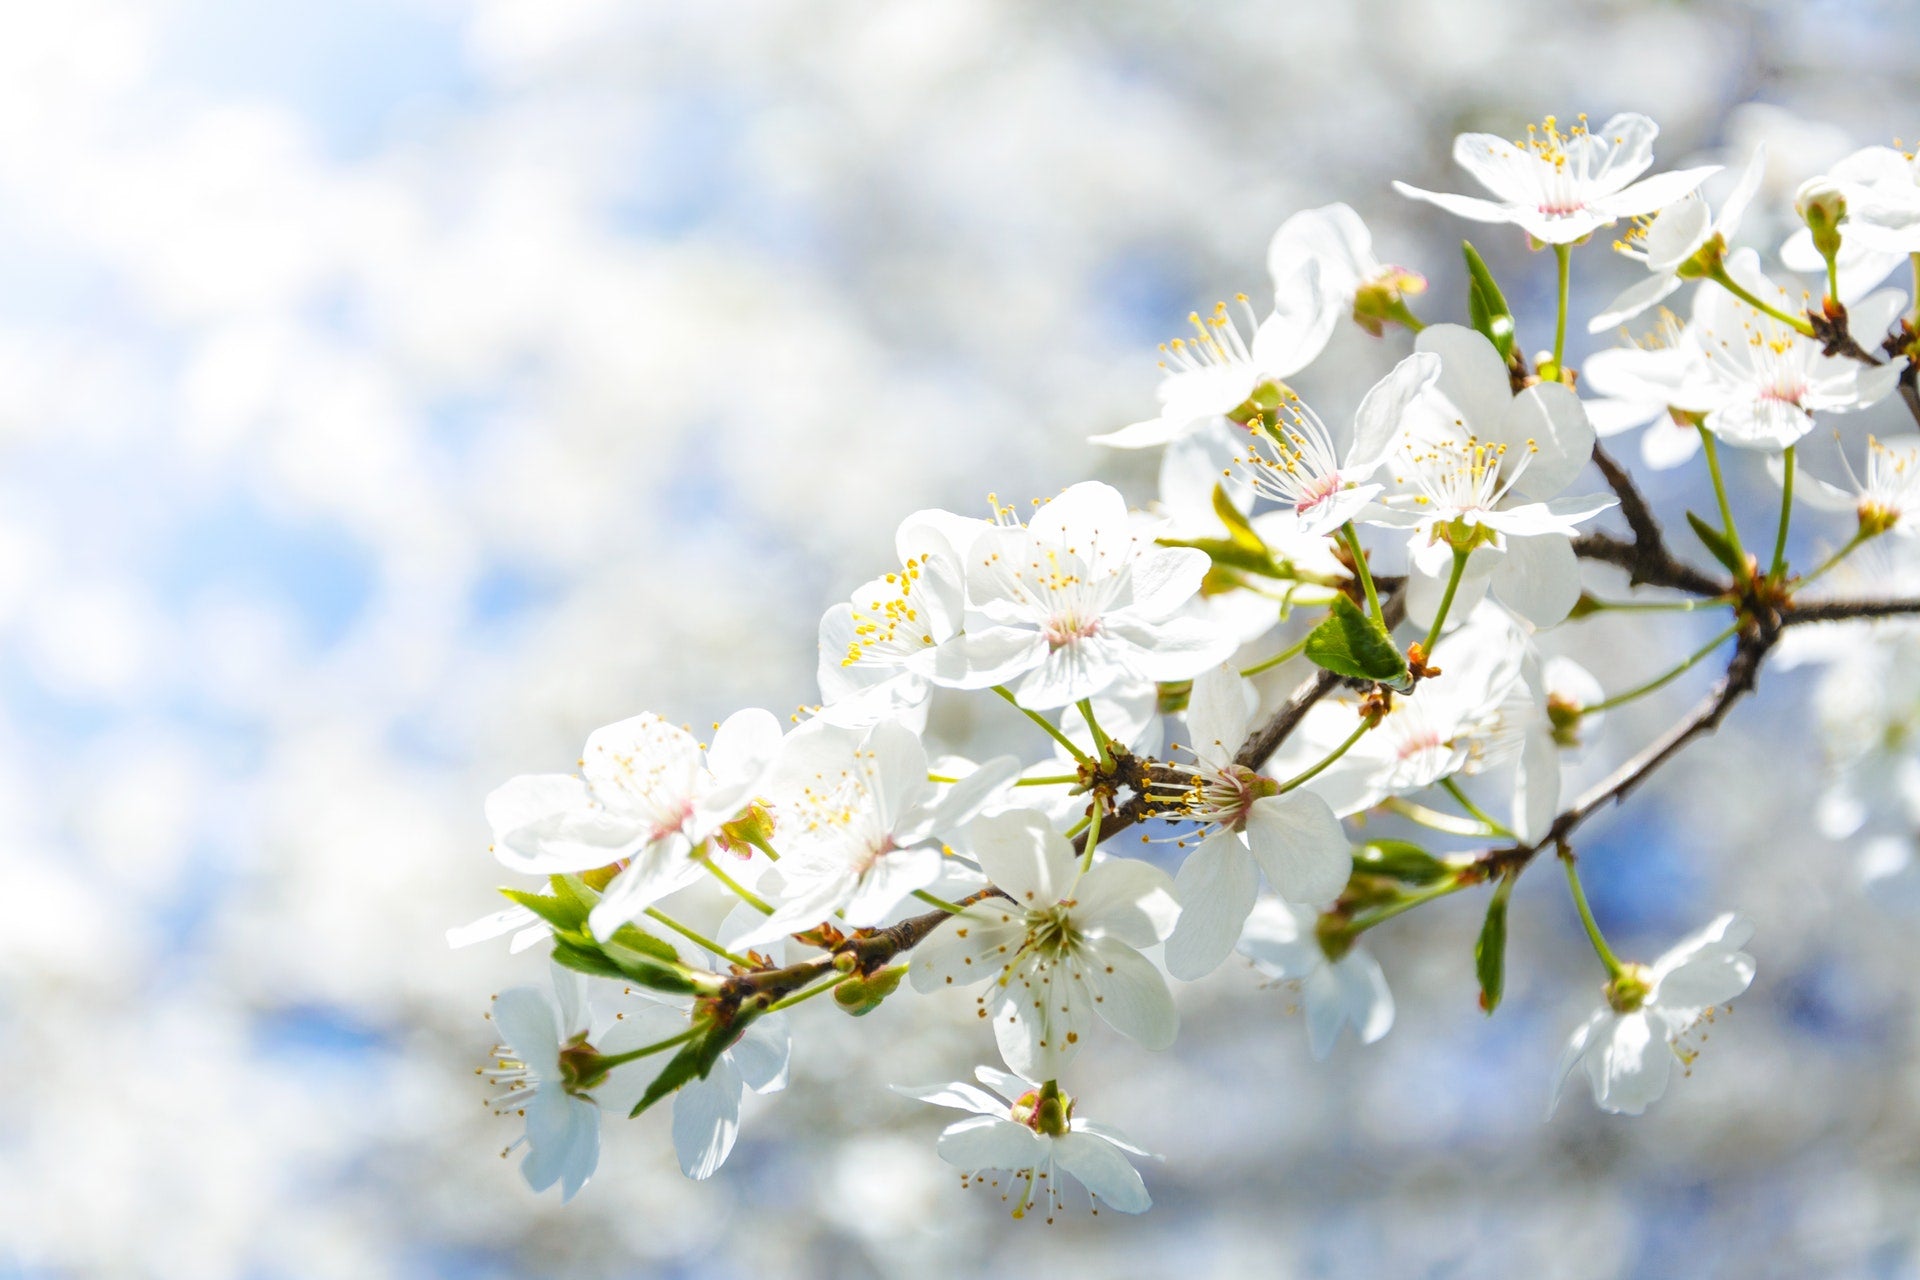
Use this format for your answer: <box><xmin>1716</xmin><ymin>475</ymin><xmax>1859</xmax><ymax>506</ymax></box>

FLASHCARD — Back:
<box><xmin>6</xmin><ymin>0</ymin><xmax>1920</xmax><ymax>1275</ymax></box>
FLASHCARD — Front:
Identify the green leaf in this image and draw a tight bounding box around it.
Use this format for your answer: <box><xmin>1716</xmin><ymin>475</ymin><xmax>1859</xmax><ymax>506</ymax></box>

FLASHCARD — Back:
<box><xmin>1462</xmin><ymin>241</ymin><xmax>1516</xmax><ymax>361</ymax></box>
<box><xmin>500</xmin><ymin>887</ymin><xmax>589</xmax><ymax>934</ymax></box>
<box><xmin>1474</xmin><ymin>875</ymin><xmax>1515</xmax><ymax>1015</ymax></box>
<box><xmin>608</xmin><ymin>923</ymin><xmax>682</xmax><ymax>965</ymax></box>
<box><xmin>1158</xmin><ymin>535</ymin><xmax>1286</xmax><ymax>579</ymax></box>
<box><xmin>1304</xmin><ymin>594</ymin><xmax>1409</xmax><ymax>685</ymax></box>
<box><xmin>628</xmin><ymin>1010</ymin><xmax>758</xmax><ymax>1118</ymax></box>
<box><xmin>1686</xmin><ymin>510</ymin><xmax>1746</xmax><ymax>575</ymax></box>
<box><xmin>551</xmin><ymin>940</ymin><xmax>627</xmax><ymax>980</ymax></box>
<box><xmin>1211</xmin><ymin>482</ymin><xmax>1268</xmax><ymax>555</ymax></box>
<box><xmin>601</xmin><ymin>934</ymin><xmax>701</xmax><ymax>995</ymax></box>
<box><xmin>1352</xmin><ymin>840</ymin><xmax>1451</xmax><ymax>886</ymax></box>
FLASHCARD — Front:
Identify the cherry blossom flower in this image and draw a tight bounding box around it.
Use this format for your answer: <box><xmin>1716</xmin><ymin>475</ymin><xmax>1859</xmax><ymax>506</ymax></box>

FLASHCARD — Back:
<box><xmin>1371</xmin><ymin>325</ymin><xmax>1612</xmax><ymax>628</ymax></box>
<box><xmin>1234</xmin><ymin>351</ymin><xmax>1441</xmax><ymax>538</ymax></box>
<box><xmin>814</xmin><ymin>511</ymin><xmax>979</xmax><ymax>728</ymax></box>
<box><xmin>911</xmin><ymin>810</ymin><xmax>1181</xmax><ymax>1079</ymax></box>
<box><xmin>1161</xmin><ymin>664</ymin><xmax>1354</xmax><ymax>980</ymax></box>
<box><xmin>738</xmin><ymin>718</ymin><xmax>1017</xmax><ymax>946</ymax></box>
<box><xmin>1781</xmin><ymin>145</ymin><xmax>1920</xmax><ymax>295</ymax></box>
<box><xmin>1394</xmin><ymin>113</ymin><xmax>1718</xmax><ymax>245</ymax></box>
<box><xmin>597</xmin><ymin>993</ymin><xmax>793</xmax><ymax>1180</ymax></box>
<box><xmin>1664</xmin><ymin>249</ymin><xmax>1906</xmax><ymax>451</ymax></box>
<box><xmin>1266</xmin><ymin>202</ymin><xmax>1427</xmax><ymax>337</ymax></box>
<box><xmin>959</xmin><ymin>481</ymin><xmax>1236</xmax><ymax>709</ymax></box>
<box><xmin>895</xmin><ymin>1067</ymin><xmax>1152</xmax><ymax>1218</ymax></box>
<box><xmin>1591</xmin><ymin>146</ymin><xmax>1766</xmax><ymax>331</ymax></box>
<box><xmin>1768</xmin><ymin>434</ymin><xmax>1920</xmax><ymax>537</ymax></box>
<box><xmin>1237</xmin><ymin>898</ymin><xmax>1394</xmax><ymax>1059</ymax></box>
<box><xmin>1581</xmin><ymin>317</ymin><xmax>1705</xmax><ymax>471</ymax></box>
<box><xmin>1090</xmin><ymin>284</ymin><xmax>1336</xmax><ymax>449</ymax></box>
<box><xmin>1551</xmin><ymin>914</ymin><xmax>1756</xmax><ymax>1116</ymax></box>
<box><xmin>482</xmin><ymin>709</ymin><xmax>783</xmax><ymax>941</ymax></box>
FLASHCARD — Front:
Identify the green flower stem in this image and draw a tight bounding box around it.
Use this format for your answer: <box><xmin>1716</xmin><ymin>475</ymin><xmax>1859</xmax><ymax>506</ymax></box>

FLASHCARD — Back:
<box><xmin>1381</xmin><ymin>795</ymin><xmax>1499</xmax><ymax>837</ymax></box>
<box><xmin>1706</xmin><ymin>265</ymin><xmax>1816</xmax><ymax>336</ymax></box>
<box><xmin>1439</xmin><ymin>777</ymin><xmax>1514</xmax><ymax>840</ymax></box>
<box><xmin>1277</xmin><ymin>714</ymin><xmax>1375</xmax><ymax>793</ymax></box>
<box><xmin>1561</xmin><ymin>851</ymin><xmax>1623</xmax><ymax>978</ymax></box>
<box><xmin>1340</xmin><ymin>521</ymin><xmax>1386</xmax><ymax>631</ymax></box>
<box><xmin>1771</xmin><ymin>445</ymin><xmax>1795</xmax><ymax>581</ymax></box>
<box><xmin>994</xmin><ymin>685</ymin><xmax>1092</xmax><ymax>764</ymax></box>
<box><xmin>587</xmin><ymin>1025</ymin><xmax>700</xmax><ymax>1072</ymax></box>
<box><xmin>1696</xmin><ymin>425</ymin><xmax>1749</xmax><ymax>573</ymax></box>
<box><xmin>1582</xmin><ymin>620</ymin><xmax>1741</xmax><ymax>715</ymax></box>
<box><xmin>1578</xmin><ymin>594</ymin><xmax>1734</xmax><ymax>614</ymax></box>
<box><xmin>1240</xmin><ymin>631</ymin><xmax>1314</xmax><ymax>678</ymax></box>
<box><xmin>1079</xmin><ymin>801</ymin><xmax>1104</xmax><ymax>872</ymax></box>
<box><xmin>1078</xmin><ymin>698</ymin><xmax>1116</xmax><ymax>769</ymax></box>
<box><xmin>643</xmin><ymin>907</ymin><xmax>755</xmax><ymax>968</ymax></box>
<box><xmin>911</xmin><ymin>888</ymin><xmax>968</xmax><ymax>915</ymax></box>
<box><xmin>1553</xmin><ymin>242</ymin><xmax>1572</xmax><ymax>372</ymax></box>
<box><xmin>699</xmin><ymin>854</ymin><xmax>774</xmax><ymax>915</ymax></box>
<box><xmin>1351</xmin><ymin>878</ymin><xmax>1468</xmax><ymax>935</ymax></box>
<box><xmin>766</xmin><ymin>969</ymin><xmax>864</xmax><ymax>1014</ymax></box>
<box><xmin>1423</xmin><ymin>545</ymin><xmax>1471</xmax><ymax>653</ymax></box>
<box><xmin>1798</xmin><ymin>529</ymin><xmax>1875</xmax><ymax>589</ymax></box>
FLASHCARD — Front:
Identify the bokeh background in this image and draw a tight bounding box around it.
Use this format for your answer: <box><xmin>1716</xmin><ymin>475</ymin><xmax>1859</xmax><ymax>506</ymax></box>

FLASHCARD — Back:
<box><xmin>7</xmin><ymin>1</ymin><xmax>1920</xmax><ymax>1276</ymax></box>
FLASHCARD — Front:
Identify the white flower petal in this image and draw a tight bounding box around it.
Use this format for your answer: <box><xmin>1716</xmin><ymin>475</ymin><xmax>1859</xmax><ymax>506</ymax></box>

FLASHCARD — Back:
<box><xmin>1166</xmin><ymin>833</ymin><xmax>1261</xmax><ymax>980</ymax></box>
<box><xmin>1053</xmin><ymin>1131</ymin><xmax>1151</xmax><ymax>1213</ymax></box>
<box><xmin>1244</xmin><ymin>790</ymin><xmax>1352</xmax><ymax>905</ymax></box>
<box><xmin>1083</xmin><ymin>935</ymin><xmax>1178</xmax><ymax>1050</ymax></box>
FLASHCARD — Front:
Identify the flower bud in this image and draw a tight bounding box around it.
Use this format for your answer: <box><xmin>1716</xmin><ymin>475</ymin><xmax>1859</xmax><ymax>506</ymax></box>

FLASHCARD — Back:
<box><xmin>1351</xmin><ymin>267</ymin><xmax>1429</xmax><ymax>337</ymax></box>
<box><xmin>1796</xmin><ymin>178</ymin><xmax>1847</xmax><ymax>265</ymax></box>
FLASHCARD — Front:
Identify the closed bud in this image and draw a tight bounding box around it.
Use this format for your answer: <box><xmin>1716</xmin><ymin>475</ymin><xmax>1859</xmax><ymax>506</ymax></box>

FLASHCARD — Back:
<box><xmin>1796</xmin><ymin>178</ymin><xmax>1847</xmax><ymax>266</ymax></box>
<box><xmin>1352</xmin><ymin>839</ymin><xmax>1452</xmax><ymax>885</ymax></box>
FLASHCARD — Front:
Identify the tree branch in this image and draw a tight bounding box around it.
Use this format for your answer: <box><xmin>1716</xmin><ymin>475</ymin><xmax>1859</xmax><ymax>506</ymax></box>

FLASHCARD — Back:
<box><xmin>1784</xmin><ymin>596</ymin><xmax>1920</xmax><ymax>625</ymax></box>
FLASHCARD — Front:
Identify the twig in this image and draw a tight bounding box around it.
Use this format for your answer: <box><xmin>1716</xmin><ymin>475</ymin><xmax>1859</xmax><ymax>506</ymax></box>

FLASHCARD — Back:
<box><xmin>1572</xmin><ymin>530</ymin><xmax>1728</xmax><ymax>598</ymax></box>
<box><xmin>1783</xmin><ymin>597</ymin><xmax>1920</xmax><ymax>626</ymax></box>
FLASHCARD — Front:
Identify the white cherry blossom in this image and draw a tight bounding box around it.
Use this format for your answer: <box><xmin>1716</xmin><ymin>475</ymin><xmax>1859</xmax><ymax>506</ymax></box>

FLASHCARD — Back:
<box><xmin>1665</xmin><ymin>249</ymin><xmax>1905</xmax><ymax>451</ymax></box>
<box><xmin>1591</xmin><ymin>146</ymin><xmax>1766</xmax><ymax>331</ymax></box>
<box><xmin>1782</xmin><ymin>145</ymin><xmax>1920</xmax><ymax>295</ymax></box>
<box><xmin>1162</xmin><ymin>664</ymin><xmax>1354</xmax><ymax>980</ymax></box>
<box><xmin>482</xmin><ymin>709</ymin><xmax>783</xmax><ymax>941</ymax></box>
<box><xmin>597</xmin><ymin>994</ymin><xmax>793</xmax><ymax>1180</ymax></box>
<box><xmin>895</xmin><ymin>1067</ymin><xmax>1152</xmax><ymax>1218</ymax></box>
<box><xmin>1371</xmin><ymin>325</ymin><xmax>1612</xmax><ymax>628</ymax></box>
<box><xmin>1394</xmin><ymin>113</ymin><xmax>1718</xmax><ymax>245</ymax></box>
<box><xmin>1266</xmin><ymin>202</ymin><xmax>1427</xmax><ymax>337</ymax></box>
<box><xmin>911</xmin><ymin>810</ymin><xmax>1181</xmax><ymax>1079</ymax></box>
<box><xmin>815</xmin><ymin>510</ymin><xmax>981</xmax><ymax>727</ymax></box>
<box><xmin>739</xmin><ymin>718</ymin><xmax>1017</xmax><ymax>946</ymax></box>
<box><xmin>1768</xmin><ymin>434</ymin><xmax>1920</xmax><ymax>537</ymax></box>
<box><xmin>1237</xmin><ymin>897</ymin><xmax>1394</xmax><ymax>1060</ymax></box>
<box><xmin>1090</xmin><ymin>284</ymin><xmax>1336</xmax><ymax>449</ymax></box>
<box><xmin>959</xmin><ymin>481</ymin><xmax>1236</xmax><ymax>709</ymax></box>
<box><xmin>1581</xmin><ymin>319</ymin><xmax>1706</xmax><ymax>471</ymax></box>
<box><xmin>1551</xmin><ymin>914</ymin><xmax>1756</xmax><ymax>1116</ymax></box>
<box><xmin>1234</xmin><ymin>351</ymin><xmax>1441</xmax><ymax>538</ymax></box>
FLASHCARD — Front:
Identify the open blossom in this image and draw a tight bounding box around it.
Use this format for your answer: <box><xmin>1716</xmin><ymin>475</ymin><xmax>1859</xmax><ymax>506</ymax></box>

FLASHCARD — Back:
<box><xmin>1591</xmin><ymin>146</ymin><xmax>1767</xmax><ymax>331</ymax></box>
<box><xmin>815</xmin><ymin>510</ymin><xmax>984</xmax><ymax>728</ymax></box>
<box><xmin>1394</xmin><ymin>113</ymin><xmax>1718</xmax><ymax>245</ymax></box>
<box><xmin>1552</xmin><ymin>914</ymin><xmax>1756</xmax><ymax>1116</ymax></box>
<box><xmin>1234</xmin><ymin>351</ymin><xmax>1441</xmax><ymax>538</ymax></box>
<box><xmin>959</xmin><ymin>481</ymin><xmax>1236</xmax><ymax>709</ymax></box>
<box><xmin>1371</xmin><ymin>325</ymin><xmax>1612</xmax><ymax>629</ymax></box>
<box><xmin>1237</xmin><ymin>898</ymin><xmax>1394</xmax><ymax>1059</ymax></box>
<box><xmin>482</xmin><ymin>709</ymin><xmax>782</xmax><ymax>940</ymax></box>
<box><xmin>895</xmin><ymin>1067</ymin><xmax>1152</xmax><ymax>1218</ymax></box>
<box><xmin>1090</xmin><ymin>285</ymin><xmax>1336</xmax><ymax>449</ymax></box>
<box><xmin>1581</xmin><ymin>316</ymin><xmax>1706</xmax><ymax>471</ymax></box>
<box><xmin>911</xmin><ymin>810</ymin><xmax>1181</xmax><ymax>1079</ymax></box>
<box><xmin>1266</xmin><ymin>202</ymin><xmax>1427</xmax><ymax>337</ymax></box>
<box><xmin>739</xmin><ymin>718</ymin><xmax>1017</xmax><ymax>946</ymax></box>
<box><xmin>1782</xmin><ymin>145</ymin><xmax>1920</xmax><ymax>295</ymax></box>
<box><xmin>1769</xmin><ymin>434</ymin><xmax>1920</xmax><ymax>537</ymax></box>
<box><xmin>1162</xmin><ymin>665</ymin><xmax>1353</xmax><ymax>980</ymax></box>
<box><xmin>1665</xmin><ymin>249</ymin><xmax>1906</xmax><ymax>450</ymax></box>
<box><xmin>597</xmin><ymin>993</ymin><xmax>793</xmax><ymax>1179</ymax></box>
<box><xmin>1270</xmin><ymin>604</ymin><xmax>1564</xmax><ymax>840</ymax></box>
<box><xmin>483</xmin><ymin>968</ymin><xmax>656</xmax><ymax>1201</ymax></box>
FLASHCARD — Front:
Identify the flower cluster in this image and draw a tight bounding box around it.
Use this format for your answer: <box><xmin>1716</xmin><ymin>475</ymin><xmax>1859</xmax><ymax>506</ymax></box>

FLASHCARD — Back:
<box><xmin>458</xmin><ymin>111</ymin><xmax>1920</xmax><ymax>1215</ymax></box>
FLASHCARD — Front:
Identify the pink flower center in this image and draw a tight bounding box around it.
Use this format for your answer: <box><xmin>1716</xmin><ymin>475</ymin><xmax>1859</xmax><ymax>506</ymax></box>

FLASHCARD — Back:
<box><xmin>1043</xmin><ymin>613</ymin><xmax>1102</xmax><ymax>650</ymax></box>
<box><xmin>1294</xmin><ymin>471</ymin><xmax>1342</xmax><ymax>515</ymax></box>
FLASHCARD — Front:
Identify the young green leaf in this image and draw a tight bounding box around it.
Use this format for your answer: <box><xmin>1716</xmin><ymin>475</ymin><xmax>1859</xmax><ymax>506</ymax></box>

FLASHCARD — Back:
<box><xmin>1686</xmin><ymin>510</ymin><xmax>1747</xmax><ymax>576</ymax></box>
<box><xmin>1353</xmin><ymin>840</ymin><xmax>1452</xmax><ymax>886</ymax></box>
<box><xmin>1475</xmin><ymin>874</ymin><xmax>1516</xmax><ymax>1015</ymax></box>
<box><xmin>1304</xmin><ymin>594</ymin><xmax>1409</xmax><ymax>685</ymax></box>
<box><xmin>1462</xmin><ymin>241</ymin><xmax>1516</xmax><ymax>361</ymax></box>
